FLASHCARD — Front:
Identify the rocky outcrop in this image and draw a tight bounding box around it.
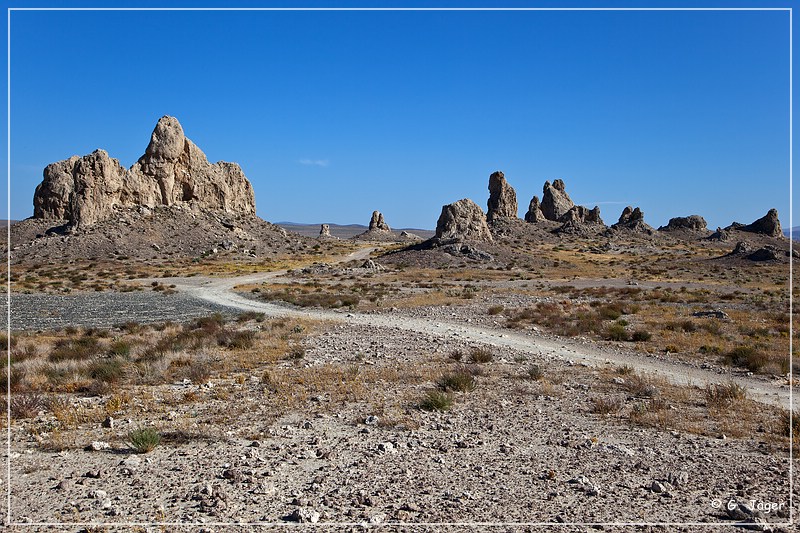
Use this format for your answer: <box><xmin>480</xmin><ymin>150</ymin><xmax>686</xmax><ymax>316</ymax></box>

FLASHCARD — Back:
<box><xmin>486</xmin><ymin>171</ymin><xmax>518</xmax><ymax>222</ymax></box>
<box><xmin>434</xmin><ymin>198</ymin><xmax>493</xmax><ymax>243</ymax></box>
<box><xmin>660</xmin><ymin>215</ymin><xmax>707</xmax><ymax>232</ymax></box>
<box><xmin>736</xmin><ymin>209</ymin><xmax>783</xmax><ymax>238</ymax></box>
<box><xmin>368</xmin><ymin>211</ymin><xmax>391</xmax><ymax>232</ymax></box>
<box><xmin>612</xmin><ymin>206</ymin><xmax>654</xmax><ymax>233</ymax></box>
<box><xmin>540</xmin><ymin>179</ymin><xmax>574</xmax><ymax>221</ymax></box>
<box><xmin>32</xmin><ymin>116</ymin><xmax>256</xmax><ymax>230</ymax></box>
<box><xmin>524</xmin><ymin>196</ymin><xmax>544</xmax><ymax>223</ymax></box>
<box><xmin>319</xmin><ymin>224</ymin><xmax>332</xmax><ymax>238</ymax></box>
<box><xmin>707</xmin><ymin>227</ymin><xmax>730</xmax><ymax>242</ymax></box>
<box><xmin>559</xmin><ymin>205</ymin><xmax>603</xmax><ymax>225</ymax></box>
<box><xmin>725</xmin><ymin>241</ymin><xmax>789</xmax><ymax>262</ymax></box>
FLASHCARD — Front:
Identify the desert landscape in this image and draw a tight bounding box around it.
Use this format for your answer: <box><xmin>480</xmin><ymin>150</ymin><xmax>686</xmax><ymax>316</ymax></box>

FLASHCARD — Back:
<box><xmin>1</xmin><ymin>115</ymin><xmax>797</xmax><ymax>532</ymax></box>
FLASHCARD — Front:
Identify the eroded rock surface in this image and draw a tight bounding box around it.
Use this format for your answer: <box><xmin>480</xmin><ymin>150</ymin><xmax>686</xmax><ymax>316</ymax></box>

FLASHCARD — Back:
<box><xmin>33</xmin><ymin>116</ymin><xmax>256</xmax><ymax>230</ymax></box>
<box><xmin>486</xmin><ymin>171</ymin><xmax>518</xmax><ymax>222</ymax></box>
<box><xmin>540</xmin><ymin>179</ymin><xmax>575</xmax><ymax>221</ymax></box>
<box><xmin>368</xmin><ymin>211</ymin><xmax>391</xmax><ymax>232</ymax></box>
<box><xmin>434</xmin><ymin>198</ymin><xmax>493</xmax><ymax>243</ymax></box>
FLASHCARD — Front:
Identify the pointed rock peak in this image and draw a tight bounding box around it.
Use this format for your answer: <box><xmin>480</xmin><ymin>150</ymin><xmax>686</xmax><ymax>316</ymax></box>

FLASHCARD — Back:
<box><xmin>487</xmin><ymin>170</ymin><xmax>518</xmax><ymax>222</ymax></box>
<box><xmin>524</xmin><ymin>195</ymin><xmax>544</xmax><ymax>223</ymax></box>
<box><xmin>145</xmin><ymin>115</ymin><xmax>186</xmax><ymax>160</ymax></box>
<box><xmin>540</xmin><ymin>179</ymin><xmax>574</xmax><ymax>221</ymax></box>
<box><xmin>739</xmin><ymin>208</ymin><xmax>782</xmax><ymax>237</ymax></box>
<box><xmin>368</xmin><ymin>210</ymin><xmax>391</xmax><ymax>231</ymax></box>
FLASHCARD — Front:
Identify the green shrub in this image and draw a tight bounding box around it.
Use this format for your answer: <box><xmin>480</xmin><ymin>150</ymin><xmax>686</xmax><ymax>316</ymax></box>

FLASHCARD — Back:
<box><xmin>437</xmin><ymin>369</ymin><xmax>476</xmax><ymax>392</ymax></box>
<box><xmin>487</xmin><ymin>305</ymin><xmax>505</xmax><ymax>316</ymax></box>
<box><xmin>419</xmin><ymin>390</ymin><xmax>454</xmax><ymax>412</ymax></box>
<box><xmin>237</xmin><ymin>311</ymin><xmax>266</xmax><ymax>323</ymax></box>
<box><xmin>127</xmin><ymin>427</ymin><xmax>161</xmax><ymax>453</ymax></box>
<box><xmin>108</xmin><ymin>340</ymin><xmax>132</xmax><ymax>357</ymax></box>
<box><xmin>87</xmin><ymin>357</ymin><xmax>126</xmax><ymax>384</ymax></box>
<box><xmin>49</xmin><ymin>337</ymin><xmax>101</xmax><ymax>362</ymax></box>
<box><xmin>605</xmin><ymin>323</ymin><xmax>629</xmax><ymax>342</ymax></box>
<box><xmin>630</xmin><ymin>330</ymin><xmax>652</xmax><ymax>342</ymax></box>
<box><xmin>724</xmin><ymin>345</ymin><xmax>768</xmax><ymax>372</ymax></box>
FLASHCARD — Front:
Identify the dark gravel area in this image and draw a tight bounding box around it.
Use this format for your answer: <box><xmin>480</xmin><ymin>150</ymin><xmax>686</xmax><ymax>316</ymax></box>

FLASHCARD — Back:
<box><xmin>3</xmin><ymin>291</ymin><xmax>238</xmax><ymax>331</ymax></box>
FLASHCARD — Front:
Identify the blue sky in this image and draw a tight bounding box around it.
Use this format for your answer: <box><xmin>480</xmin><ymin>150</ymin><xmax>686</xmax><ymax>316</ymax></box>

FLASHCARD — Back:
<box><xmin>1</xmin><ymin>2</ymin><xmax>793</xmax><ymax>230</ymax></box>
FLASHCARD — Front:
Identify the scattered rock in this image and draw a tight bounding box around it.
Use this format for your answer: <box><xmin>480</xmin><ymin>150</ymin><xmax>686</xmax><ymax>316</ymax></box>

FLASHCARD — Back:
<box><xmin>286</xmin><ymin>507</ymin><xmax>320</xmax><ymax>523</ymax></box>
<box><xmin>692</xmin><ymin>310</ymin><xmax>729</xmax><ymax>320</ymax></box>
<box><xmin>86</xmin><ymin>441</ymin><xmax>110</xmax><ymax>452</ymax></box>
<box><xmin>486</xmin><ymin>171</ymin><xmax>518</xmax><ymax>223</ymax></box>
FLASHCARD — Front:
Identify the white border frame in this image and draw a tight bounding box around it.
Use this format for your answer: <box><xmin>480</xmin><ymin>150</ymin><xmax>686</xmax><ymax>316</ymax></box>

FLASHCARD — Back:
<box><xmin>4</xmin><ymin>4</ymin><xmax>794</xmax><ymax>529</ymax></box>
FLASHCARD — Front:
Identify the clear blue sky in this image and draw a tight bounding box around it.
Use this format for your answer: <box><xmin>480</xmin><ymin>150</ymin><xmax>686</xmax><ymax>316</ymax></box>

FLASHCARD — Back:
<box><xmin>1</xmin><ymin>2</ymin><xmax>793</xmax><ymax>230</ymax></box>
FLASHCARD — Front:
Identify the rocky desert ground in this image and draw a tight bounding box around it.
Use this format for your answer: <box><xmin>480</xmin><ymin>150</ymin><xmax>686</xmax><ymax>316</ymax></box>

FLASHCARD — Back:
<box><xmin>3</xmin><ymin>117</ymin><xmax>798</xmax><ymax>532</ymax></box>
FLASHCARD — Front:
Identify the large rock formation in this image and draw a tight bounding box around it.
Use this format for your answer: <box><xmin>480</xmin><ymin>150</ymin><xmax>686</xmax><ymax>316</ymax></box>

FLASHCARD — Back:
<box><xmin>736</xmin><ymin>209</ymin><xmax>783</xmax><ymax>238</ymax></box>
<box><xmin>559</xmin><ymin>205</ymin><xmax>603</xmax><ymax>225</ymax></box>
<box><xmin>434</xmin><ymin>198</ymin><xmax>493</xmax><ymax>243</ymax></box>
<box><xmin>660</xmin><ymin>215</ymin><xmax>707</xmax><ymax>232</ymax></box>
<box><xmin>612</xmin><ymin>206</ymin><xmax>654</xmax><ymax>233</ymax></box>
<box><xmin>540</xmin><ymin>179</ymin><xmax>574</xmax><ymax>221</ymax></box>
<box><xmin>524</xmin><ymin>196</ymin><xmax>544</xmax><ymax>223</ymax></box>
<box><xmin>486</xmin><ymin>171</ymin><xmax>517</xmax><ymax>222</ymax></box>
<box><xmin>319</xmin><ymin>224</ymin><xmax>332</xmax><ymax>238</ymax></box>
<box><xmin>368</xmin><ymin>211</ymin><xmax>391</xmax><ymax>232</ymax></box>
<box><xmin>32</xmin><ymin>116</ymin><xmax>256</xmax><ymax>229</ymax></box>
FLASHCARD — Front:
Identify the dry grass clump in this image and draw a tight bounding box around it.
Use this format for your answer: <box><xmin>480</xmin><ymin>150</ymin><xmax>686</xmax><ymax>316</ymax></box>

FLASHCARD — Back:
<box><xmin>437</xmin><ymin>368</ymin><xmax>477</xmax><ymax>392</ymax></box>
<box><xmin>526</xmin><ymin>364</ymin><xmax>544</xmax><ymax>381</ymax></box>
<box><xmin>469</xmin><ymin>347</ymin><xmax>494</xmax><ymax>364</ymax></box>
<box><xmin>723</xmin><ymin>345</ymin><xmax>769</xmax><ymax>372</ymax></box>
<box><xmin>590</xmin><ymin>396</ymin><xmax>623</xmax><ymax>415</ymax></box>
<box><xmin>704</xmin><ymin>381</ymin><xmax>748</xmax><ymax>408</ymax></box>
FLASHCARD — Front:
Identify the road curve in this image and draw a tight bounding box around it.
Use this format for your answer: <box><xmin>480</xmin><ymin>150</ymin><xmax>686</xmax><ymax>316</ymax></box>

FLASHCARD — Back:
<box><xmin>159</xmin><ymin>247</ymin><xmax>794</xmax><ymax>409</ymax></box>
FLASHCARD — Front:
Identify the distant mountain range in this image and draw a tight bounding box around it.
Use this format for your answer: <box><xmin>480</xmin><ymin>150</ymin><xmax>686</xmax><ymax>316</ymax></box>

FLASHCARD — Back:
<box><xmin>276</xmin><ymin>222</ymin><xmax>435</xmax><ymax>239</ymax></box>
<box><xmin>784</xmin><ymin>226</ymin><xmax>800</xmax><ymax>240</ymax></box>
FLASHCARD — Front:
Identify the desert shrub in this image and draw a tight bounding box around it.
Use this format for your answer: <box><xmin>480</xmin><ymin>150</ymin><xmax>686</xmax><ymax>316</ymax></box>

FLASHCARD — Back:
<box><xmin>87</xmin><ymin>357</ymin><xmax>126</xmax><ymax>384</ymax></box>
<box><xmin>191</xmin><ymin>313</ymin><xmax>226</xmax><ymax>333</ymax></box>
<box><xmin>10</xmin><ymin>393</ymin><xmax>43</xmax><ymax>419</ymax></box>
<box><xmin>128</xmin><ymin>427</ymin><xmax>161</xmax><ymax>453</ymax></box>
<box><xmin>418</xmin><ymin>390</ymin><xmax>454</xmax><ymax>412</ymax></box>
<box><xmin>469</xmin><ymin>347</ymin><xmax>493</xmax><ymax>364</ymax></box>
<box><xmin>625</xmin><ymin>375</ymin><xmax>659</xmax><ymax>398</ymax></box>
<box><xmin>487</xmin><ymin>305</ymin><xmax>505</xmax><ymax>316</ymax></box>
<box><xmin>0</xmin><ymin>366</ymin><xmax>24</xmax><ymax>393</ymax></box>
<box><xmin>663</xmin><ymin>344</ymin><xmax>680</xmax><ymax>353</ymax></box>
<box><xmin>591</xmin><ymin>396</ymin><xmax>623</xmax><ymax>415</ymax></box>
<box><xmin>217</xmin><ymin>330</ymin><xmax>256</xmax><ymax>350</ymax></box>
<box><xmin>437</xmin><ymin>369</ymin><xmax>476</xmax><ymax>392</ymax></box>
<box><xmin>185</xmin><ymin>362</ymin><xmax>211</xmax><ymax>385</ymax></box>
<box><xmin>526</xmin><ymin>364</ymin><xmax>544</xmax><ymax>381</ymax></box>
<box><xmin>285</xmin><ymin>346</ymin><xmax>306</xmax><ymax>360</ymax></box>
<box><xmin>108</xmin><ymin>340</ymin><xmax>132</xmax><ymax>357</ymax></box>
<box><xmin>724</xmin><ymin>345</ymin><xmax>768</xmax><ymax>372</ymax></box>
<box><xmin>449</xmin><ymin>349</ymin><xmax>463</xmax><ymax>362</ymax></box>
<box><xmin>705</xmin><ymin>381</ymin><xmax>747</xmax><ymax>407</ymax></box>
<box><xmin>49</xmin><ymin>337</ymin><xmax>101</xmax><ymax>362</ymax></box>
<box><xmin>237</xmin><ymin>311</ymin><xmax>266</xmax><ymax>323</ymax></box>
<box><xmin>605</xmin><ymin>323</ymin><xmax>629</xmax><ymax>342</ymax></box>
<box><xmin>782</xmin><ymin>409</ymin><xmax>800</xmax><ymax>446</ymax></box>
<box><xmin>699</xmin><ymin>344</ymin><xmax>721</xmax><ymax>355</ymax></box>
<box><xmin>630</xmin><ymin>330</ymin><xmax>652</xmax><ymax>342</ymax></box>
<box><xmin>597</xmin><ymin>303</ymin><xmax>624</xmax><ymax>320</ymax></box>
<box><xmin>615</xmin><ymin>365</ymin><xmax>634</xmax><ymax>375</ymax></box>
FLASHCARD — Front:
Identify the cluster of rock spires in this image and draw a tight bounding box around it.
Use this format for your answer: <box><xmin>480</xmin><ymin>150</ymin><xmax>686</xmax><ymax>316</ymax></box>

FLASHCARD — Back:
<box><xmin>432</xmin><ymin>170</ymin><xmax>784</xmax><ymax>250</ymax></box>
<box><xmin>33</xmin><ymin>116</ymin><xmax>255</xmax><ymax>230</ymax></box>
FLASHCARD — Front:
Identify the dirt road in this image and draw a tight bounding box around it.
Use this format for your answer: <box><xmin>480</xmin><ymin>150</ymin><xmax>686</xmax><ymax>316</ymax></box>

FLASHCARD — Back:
<box><xmin>164</xmin><ymin>247</ymin><xmax>793</xmax><ymax>409</ymax></box>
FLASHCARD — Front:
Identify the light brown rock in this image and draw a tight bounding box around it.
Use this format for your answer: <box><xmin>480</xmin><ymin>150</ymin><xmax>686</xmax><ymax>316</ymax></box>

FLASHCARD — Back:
<box><xmin>434</xmin><ymin>198</ymin><xmax>493</xmax><ymax>243</ymax></box>
<box><xmin>540</xmin><ymin>179</ymin><xmax>575</xmax><ymax>221</ymax></box>
<box><xmin>486</xmin><ymin>171</ymin><xmax>517</xmax><ymax>222</ymax></box>
<box><xmin>368</xmin><ymin>211</ymin><xmax>391</xmax><ymax>231</ymax></box>
<box><xmin>524</xmin><ymin>196</ymin><xmax>544</xmax><ymax>223</ymax></box>
<box><xmin>32</xmin><ymin>116</ymin><xmax>256</xmax><ymax>229</ymax></box>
